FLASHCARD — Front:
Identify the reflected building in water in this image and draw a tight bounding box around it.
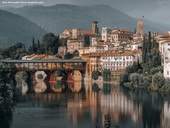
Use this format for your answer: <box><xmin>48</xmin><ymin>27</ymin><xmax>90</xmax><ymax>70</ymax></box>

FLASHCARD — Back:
<box><xmin>15</xmin><ymin>79</ymin><xmax>168</xmax><ymax>128</ymax></box>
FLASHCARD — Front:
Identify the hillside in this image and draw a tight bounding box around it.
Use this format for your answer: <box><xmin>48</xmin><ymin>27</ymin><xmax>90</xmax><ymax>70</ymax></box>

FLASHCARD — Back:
<box><xmin>0</xmin><ymin>9</ymin><xmax>46</xmax><ymax>47</ymax></box>
<box><xmin>5</xmin><ymin>4</ymin><xmax>170</xmax><ymax>34</ymax></box>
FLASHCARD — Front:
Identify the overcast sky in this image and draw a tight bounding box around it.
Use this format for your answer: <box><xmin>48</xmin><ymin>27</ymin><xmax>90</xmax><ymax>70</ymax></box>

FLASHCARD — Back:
<box><xmin>0</xmin><ymin>0</ymin><xmax>170</xmax><ymax>24</ymax></box>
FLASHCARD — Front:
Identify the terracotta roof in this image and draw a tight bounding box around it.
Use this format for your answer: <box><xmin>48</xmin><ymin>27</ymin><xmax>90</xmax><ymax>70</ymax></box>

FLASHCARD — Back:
<box><xmin>41</xmin><ymin>55</ymin><xmax>61</xmax><ymax>60</ymax></box>
<box><xmin>66</xmin><ymin>30</ymin><xmax>72</xmax><ymax>33</ymax></box>
<box><xmin>79</xmin><ymin>47</ymin><xmax>90</xmax><ymax>50</ymax></box>
<box><xmin>72</xmin><ymin>57</ymin><xmax>82</xmax><ymax>60</ymax></box>
<box><xmin>26</xmin><ymin>54</ymin><xmax>36</xmax><ymax>58</ymax></box>
<box><xmin>90</xmin><ymin>50</ymin><xmax>141</xmax><ymax>57</ymax></box>
<box><xmin>33</xmin><ymin>55</ymin><xmax>46</xmax><ymax>59</ymax></box>
<box><xmin>111</xmin><ymin>69</ymin><xmax>125</xmax><ymax>72</ymax></box>
<box><xmin>83</xmin><ymin>30</ymin><xmax>100</xmax><ymax>36</ymax></box>
<box><xmin>90</xmin><ymin>45</ymin><xmax>105</xmax><ymax>47</ymax></box>
<box><xmin>160</xmin><ymin>34</ymin><xmax>170</xmax><ymax>38</ymax></box>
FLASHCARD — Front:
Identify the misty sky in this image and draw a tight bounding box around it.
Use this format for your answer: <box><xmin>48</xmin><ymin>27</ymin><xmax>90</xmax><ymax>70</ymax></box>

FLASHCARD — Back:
<box><xmin>0</xmin><ymin>0</ymin><xmax>170</xmax><ymax>25</ymax></box>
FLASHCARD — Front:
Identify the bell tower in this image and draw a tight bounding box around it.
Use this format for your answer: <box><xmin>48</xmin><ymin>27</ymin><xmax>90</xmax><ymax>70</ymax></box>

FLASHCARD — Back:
<box><xmin>137</xmin><ymin>20</ymin><xmax>143</xmax><ymax>35</ymax></box>
<box><xmin>92</xmin><ymin>21</ymin><xmax>99</xmax><ymax>34</ymax></box>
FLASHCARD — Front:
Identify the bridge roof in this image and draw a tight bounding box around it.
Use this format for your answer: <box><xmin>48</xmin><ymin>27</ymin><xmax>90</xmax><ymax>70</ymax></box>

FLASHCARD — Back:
<box><xmin>0</xmin><ymin>59</ymin><xmax>86</xmax><ymax>63</ymax></box>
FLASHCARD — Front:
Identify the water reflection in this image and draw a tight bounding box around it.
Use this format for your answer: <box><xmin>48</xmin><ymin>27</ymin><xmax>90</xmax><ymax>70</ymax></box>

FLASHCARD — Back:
<box><xmin>10</xmin><ymin>80</ymin><xmax>170</xmax><ymax>128</ymax></box>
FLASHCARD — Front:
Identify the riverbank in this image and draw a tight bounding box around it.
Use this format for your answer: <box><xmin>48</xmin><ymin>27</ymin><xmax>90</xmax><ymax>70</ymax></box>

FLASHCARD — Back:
<box><xmin>120</xmin><ymin>64</ymin><xmax>170</xmax><ymax>95</ymax></box>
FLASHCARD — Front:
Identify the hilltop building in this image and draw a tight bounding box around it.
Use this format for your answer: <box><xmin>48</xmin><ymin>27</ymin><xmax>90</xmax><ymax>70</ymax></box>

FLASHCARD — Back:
<box><xmin>92</xmin><ymin>21</ymin><xmax>99</xmax><ymax>34</ymax></box>
<box><xmin>137</xmin><ymin>20</ymin><xmax>143</xmax><ymax>35</ymax></box>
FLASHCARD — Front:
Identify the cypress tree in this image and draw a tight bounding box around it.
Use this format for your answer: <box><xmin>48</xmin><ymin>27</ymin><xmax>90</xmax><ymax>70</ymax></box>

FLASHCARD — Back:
<box><xmin>152</xmin><ymin>36</ymin><xmax>156</xmax><ymax>49</ymax></box>
<box><xmin>147</xmin><ymin>31</ymin><xmax>152</xmax><ymax>53</ymax></box>
<box><xmin>142</xmin><ymin>36</ymin><xmax>146</xmax><ymax>63</ymax></box>
<box><xmin>134</xmin><ymin>28</ymin><xmax>136</xmax><ymax>34</ymax></box>
<box><xmin>32</xmin><ymin>37</ymin><xmax>35</xmax><ymax>53</ymax></box>
<box><xmin>38</xmin><ymin>39</ymin><xmax>40</xmax><ymax>49</ymax></box>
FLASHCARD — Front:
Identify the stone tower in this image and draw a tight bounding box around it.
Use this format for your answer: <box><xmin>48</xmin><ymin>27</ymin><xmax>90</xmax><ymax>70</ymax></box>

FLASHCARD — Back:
<box><xmin>92</xmin><ymin>21</ymin><xmax>99</xmax><ymax>34</ymax></box>
<box><xmin>137</xmin><ymin>20</ymin><xmax>143</xmax><ymax>35</ymax></box>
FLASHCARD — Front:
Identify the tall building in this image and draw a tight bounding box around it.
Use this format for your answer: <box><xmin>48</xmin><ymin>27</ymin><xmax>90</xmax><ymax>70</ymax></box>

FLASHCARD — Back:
<box><xmin>102</xmin><ymin>27</ymin><xmax>112</xmax><ymax>42</ymax></box>
<box><xmin>92</xmin><ymin>21</ymin><xmax>99</xmax><ymax>34</ymax></box>
<box><xmin>137</xmin><ymin>20</ymin><xmax>143</xmax><ymax>35</ymax></box>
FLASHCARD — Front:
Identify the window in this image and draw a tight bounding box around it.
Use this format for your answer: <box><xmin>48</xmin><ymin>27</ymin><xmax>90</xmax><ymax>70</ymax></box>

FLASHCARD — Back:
<box><xmin>167</xmin><ymin>71</ymin><xmax>169</xmax><ymax>75</ymax></box>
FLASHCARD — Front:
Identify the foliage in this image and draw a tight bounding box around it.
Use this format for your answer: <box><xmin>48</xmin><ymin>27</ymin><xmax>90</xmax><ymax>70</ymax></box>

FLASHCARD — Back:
<box><xmin>59</xmin><ymin>38</ymin><xmax>67</xmax><ymax>46</ymax></box>
<box><xmin>102</xmin><ymin>69</ymin><xmax>111</xmax><ymax>81</ymax></box>
<box><xmin>84</xmin><ymin>35</ymin><xmax>90</xmax><ymax>47</ymax></box>
<box><xmin>41</xmin><ymin>33</ymin><xmax>60</xmax><ymax>55</ymax></box>
<box><xmin>0</xmin><ymin>42</ymin><xmax>27</xmax><ymax>59</ymax></box>
<box><xmin>73</xmin><ymin>50</ymin><xmax>79</xmax><ymax>57</ymax></box>
<box><xmin>0</xmin><ymin>63</ymin><xmax>16</xmax><ymax>114</ymax></box>
<box><xmin>151</xmin><ymin>73</ymin><xmax>165</xmax><ymax>89</ymax></box>
<box><xmin>104</xmin><ymin>114</ymin><xmax>111</xmax><ymax>128</ymax></box>
<box><xmin>125</xmin><ymin>62</ymin><xmax>141</xmax><ymax>74</ymax></box>
<box><xmin>64</xmin><ymin>52</ymin><xmax>74</xmax><ymax>59</ymax></box>
<box><xmin>91</xmin><ymin>71</ymin><xmax>101</xmax><ymax>80</ymax></box>
<box><xmin>147</xmin><ymin>31</ymin><xmax>152</xmax><ymax>53</ymax></box>
<box><xmin>37</xmin><ymin>74</ymin><xmax>43</xmax><ymax>80</ymax></box>
<box><xmin>159</xmin><ymin>79</ymin><xmax>170</xmax><ymax>94</ymax></box>
<box><xmin>150</xmin><ymin>66</ymin><xmax>163</xmax><ymax>75</ymax></box>
<box><xmin>142</xmin><ymin>36</ymin><xmax>147</xmax><ymax>63</ymax></box>
<box><xmin>120</xmin><ymin>72</ymin><xmax>129</xmax><ymax>84</ymax></box>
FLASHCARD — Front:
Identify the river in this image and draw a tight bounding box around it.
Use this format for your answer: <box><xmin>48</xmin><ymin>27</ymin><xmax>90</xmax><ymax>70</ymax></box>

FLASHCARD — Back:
<box><xmin>1</xmin><ymin>80</ymin><xmax>170</xmax><ymax>128</ymax></box>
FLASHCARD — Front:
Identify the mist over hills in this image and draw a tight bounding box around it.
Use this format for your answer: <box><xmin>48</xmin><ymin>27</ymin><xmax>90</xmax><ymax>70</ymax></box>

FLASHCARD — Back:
<box><xmin>4</xmin><ymin>4</ymin><xmax>170</xmax><ymax>35</ymax></box>
<box><xmin>0</xmin><ymin>9</ymin><xmax>46</xmax><ymax>47</ymax></box>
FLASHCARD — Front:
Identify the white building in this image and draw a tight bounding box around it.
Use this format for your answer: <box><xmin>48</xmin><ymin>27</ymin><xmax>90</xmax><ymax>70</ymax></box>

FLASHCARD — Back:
<box><xmin>89</xmin><ymin>45</ymin><xmax>105</xmax><ymax>53</ymax></box>
<box><xmin>79</xmin><ymin>47</ymin><xmax>90</xmax><ymax>56</ymax></box>
<box><xmin>100</xmin><ymin>50</ymin><xmax>142</xmax><ymax>72</ymax></box>
<box><xmin>162</xmin><ymin>41</ymin><xmax>170</xmax><ymax>78</ymax></box>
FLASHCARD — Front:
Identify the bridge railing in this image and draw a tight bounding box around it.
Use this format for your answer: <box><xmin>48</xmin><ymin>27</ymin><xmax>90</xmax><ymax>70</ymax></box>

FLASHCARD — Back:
<box><xmin>1</xmin><ymin>62</ymin><xmax>86</xmax><ymax>71</ymax></box>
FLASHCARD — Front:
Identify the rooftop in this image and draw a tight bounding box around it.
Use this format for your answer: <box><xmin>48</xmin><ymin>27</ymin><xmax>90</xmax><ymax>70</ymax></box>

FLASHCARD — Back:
<box><xmin>0</xmin><ymin>59</ymin><xmax>86</xmax><ymax>63</ymax></box>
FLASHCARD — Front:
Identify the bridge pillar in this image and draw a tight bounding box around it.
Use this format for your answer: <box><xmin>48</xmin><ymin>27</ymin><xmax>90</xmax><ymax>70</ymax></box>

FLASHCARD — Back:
<box><xmin>61</xmin><ymin>70</ymin><xmax>74</xmax><ymax>82</ymax></box>
<box><xmin>44</xmin><ymin>71</ymin><xmax>55</xmax><ymax>82</ymax></box>
<box><xmin>25</xmin><ymin>71</ymin><xmax>35</xmax><ymax>94</ymax></box>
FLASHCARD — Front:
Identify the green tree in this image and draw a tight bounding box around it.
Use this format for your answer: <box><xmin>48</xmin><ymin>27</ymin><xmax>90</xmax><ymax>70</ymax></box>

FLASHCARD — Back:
<box><xmin>73</xmin><ymin>50</ymin><xmax>79</xmax><ymax>57</ymax></box>
<box><xmin>91</xmin><ymin>71</ymin><xmax>101</xmax><ymax>80</ymax></box>
<box><xmin>152</xmin><ymin>36</ymin><xmax>156</xmax><ymax>49</ymax></box>
<box><xmin>104</xmin><ymin>114</ymin><xmax>111</xmax><ymax>128</ymax></box>
<box><xmin>42</xmin><ymin>33</ymin><xmax>60</xmax><ymax>54</ymax></box>
<box><xmin>134</xmin><ymin>28</ymin><xmax>136</xmax><ymax>34</ymax></box>
<box><xmin>142</xmin><ymin>36</ymin><xmax>147</xmax><ymax>63</ymax></box>
<box><xmin>147</xmin><ymin>31</ymin><xmax>152</xmax><ymax>53</ymax></box>
<box><xmin>84</xmin><ymin>35</ymin><xmax>90</xmax><ymax>47</ymax></box>
<box><xmin>38</xmin><ymin>39</ymin><xmax>40</xmax><ymax>49</ymax></box>
<box><xmin>0</xmin><ymin>42</ymin><xmax>27</xmax><ymax>59</ymax></box>
<box><xmin>64</xmin><ymin>52</ymin><xmax>74</xmax><ymax>59</ymax></box>
<box><xmin>59</xmin><ymin>38</ymin><xmax>67</xmax><ymax>46</ymax></box>
<box><xmin>32</xmin><ymin>37</ymin><xmax>36</xmax><ymax>53</ymax></box>
<box><xmin>102</xmin><ymin>69</ymin><xmax>111</xmax><ymax>81</ymax></box>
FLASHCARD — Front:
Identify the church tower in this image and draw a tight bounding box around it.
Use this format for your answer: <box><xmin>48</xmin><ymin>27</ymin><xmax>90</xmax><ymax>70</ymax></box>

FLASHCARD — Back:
<box><xmin>137</xmin><ymin>20</ymin><xmax>143</xmax><ymax>35</ymax></box>
<box><xmin>92</xmin><ymin>21</ymin><xmax>99</xmax><ymax>34</ymax></box>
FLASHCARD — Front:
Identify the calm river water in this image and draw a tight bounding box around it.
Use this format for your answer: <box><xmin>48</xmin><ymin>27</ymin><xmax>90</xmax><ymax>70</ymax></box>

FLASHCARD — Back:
<box><xmin>1</xmin><ymin>80</ymin><xmax>170</xmax><ymax>128</ymax></box>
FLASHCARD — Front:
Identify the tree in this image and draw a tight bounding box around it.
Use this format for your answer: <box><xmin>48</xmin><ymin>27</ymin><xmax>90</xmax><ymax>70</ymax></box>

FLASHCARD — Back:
<box><xmin>151</xmin><ymin>48</ymin><xmax>161</xmax><ymax>67</ymax></box>
<box><xmin>42</xmin><ymin>33</ymin><xmax>60</xmax><ymax>54</ymax></box>
<box><xmin>91</xmin><ymin>71</ymin><xmax>101</xmax><ymax>80</ymax></box>
<box><xmin>59</xmin><ymin>38</ymin><xmax>67</xmax><ymax>46</ymax></box>
<box><xmin>64</xmin><ymin>52</ymin><xmax>74</xmax><ymax>59</ymax></box>
<box><xmin>152</xmin><ymin>36</ymin><xmax>156</xmax><ymax>49</ymax></box>
<box><xmin>32</xmin><ymin>37</ymin><xmax>36</xmax><ymax>53</ymax></box>
<box><xmin>134</xmin><ymin>28</ymin><xmax>136</xmax><ymax>34</ymax></box>
<box><xmin>0</xmin><ymin>42</ymin><xmax>27</xmax><ymax>59</ymax></box>
<box><xmin>147</xmin><ymin>31</ymin><xmax>152</xmax><ymax>53</ymax></box>
<box><xmin>84</xmin><ymin>35</ymin><xmax>90</xmax><ymax>47</ymax></box>
<box><xmin>102</xmin><ymin>69</ymin><xmax>111</xmax><ymax>81</ymax></box>
<box><xmin>73</xmin><ymin>50</ymin><xmax>79</xmax><ymax>57</ymax></box>
<box><xmin>38</xmin><ymin>39</ymin><xmax>40</xmax><ymax>49</ymax></box>
<box><xmin>142</xmin><ymin>36</ymin><xmax>147</xmax><ymax>63</ymax></box>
